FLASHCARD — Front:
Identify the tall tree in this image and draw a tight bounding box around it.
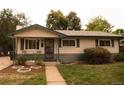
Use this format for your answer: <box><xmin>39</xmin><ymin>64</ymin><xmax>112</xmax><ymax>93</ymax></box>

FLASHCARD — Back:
<box><xmin>46</xmin><ymin>10</ymin><xmax>68</xmax><ymax>30</ymax></box>
<box><xmin>0</xmin><ymin>8</ymin><xmax>29</xmax><ymax>55</ymax></box>
<box><xmin>66</xmin><ymin>11</ymin><xmax>81</xmax><ymax>30</ymax></box>
<box><xmin>86</xmin><ymin>16</ymin><xmax>113</xmax><ymax>32</ymax></box>
<box><xmin>112</xmin><ymin>28</ymin><xmax>124</xmax><ymax>35</ymax></box>
<box><xmin>46</xmin><ymin>10</ymin><xmax>81</xmax><ymax>30</ymax></box>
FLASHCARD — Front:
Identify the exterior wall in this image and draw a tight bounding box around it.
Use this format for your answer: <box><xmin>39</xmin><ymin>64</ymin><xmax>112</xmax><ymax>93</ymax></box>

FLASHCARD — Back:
<box><xmin>58</xmin><ymin>38</ymin><xmax>95</xmax><ymax>62</ymax></box>
<box><xmin>16</xmin><ymin>37</ymin><xmax>119</xmax><ymax>62</ymax></box>
<box><xmin>100</xmin><ymin>40</ymin><xmax>119</xmax><ymax>53</ymax></box>
<box><xmin>54</xmin><ymin>39</ymin><xmax>59</xmax><ymax>54</ymax></box>
<box><xmin>58</xmin><ymin>38</ymin><xmax>119</xmax><ymax>62</ymax></box>
<box><xmin>14</xmin><ymin>29</ymin><xmax>59</xmax><ymax>38</ymax></box>
<box><xmin>17</xmin><ymin>38</ymin><xmax>59</xmax><ymax>54</ymax></box>
<box><xmin>59</xmin><ymin>38</ymin><xmax>119</xmax><ymax>54</ymax></box>
<box><xmin>17</xmin><ymin>38</ymin><xmax>21</xmax><ymax>54</ymax></box>
<box><xmin>59</xmin><ymin>38</ymin><xmax>96</xmax><ymax>54</ymax></box>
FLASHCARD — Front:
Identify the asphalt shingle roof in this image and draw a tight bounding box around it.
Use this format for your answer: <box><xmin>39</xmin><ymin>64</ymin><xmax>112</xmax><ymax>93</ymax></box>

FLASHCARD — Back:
<box><xmin>56</xmin><ymin>30</ymin><xmax>122</xmax><ymax>37</ymax></box>
<box><xmin>10</xmin><ymin>24</ymin><xmax>123</xmax><ymax>38</ymax></box>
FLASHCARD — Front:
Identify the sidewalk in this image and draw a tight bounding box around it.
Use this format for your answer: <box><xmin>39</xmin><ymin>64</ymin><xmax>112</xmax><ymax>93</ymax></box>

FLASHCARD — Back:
<box><xmin>0</xmin><ymin>56</ymin><xmax>13</xmax><ymax>71</ymax></box>
<box><xmin>45</xmin><ymin>63</ymin><xmax>66</xmax><ymax>85</ymax></box>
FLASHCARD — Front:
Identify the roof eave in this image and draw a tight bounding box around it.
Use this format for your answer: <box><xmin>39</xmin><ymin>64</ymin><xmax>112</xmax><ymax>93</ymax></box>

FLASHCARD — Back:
<box><xmin>66</xmin><ymin>35</ymin><xmax>124</xmax><ymax>39</ymax></box>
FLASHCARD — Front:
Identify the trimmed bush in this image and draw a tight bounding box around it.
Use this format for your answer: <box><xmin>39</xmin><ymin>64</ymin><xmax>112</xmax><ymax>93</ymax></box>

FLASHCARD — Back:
<box><xmin>84</xmin><ymin>47</ymin><xmax>112</xmax><ymax>64</ymax></box>
<box><xmin>33</xmin><ymin>55</ymin><xmax>43</xmax><ymax>65</ymax></box>
<box><xmin>114</xmin><ymin>53</ymin><xmax>124</xmax><ymax>62</ymax></box>
<box><xmin>15</xmin><ymin>55</ymin><xmax>27</xmax><ymax>65</ymax></box>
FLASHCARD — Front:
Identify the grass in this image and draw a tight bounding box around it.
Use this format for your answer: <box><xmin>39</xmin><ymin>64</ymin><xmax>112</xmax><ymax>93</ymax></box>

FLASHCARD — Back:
<box><xmin>22</xmin><ymin>74</ymin><xmax>46</xmax><ymax>85</ymax></box>
<box><xmin>57</xmin><ymin>62</ymin><xmax>124</xmax><ymax>85</ymax></box>
<box><xmin>0</xmin><ymin>66</ymin><xmax>46</xmax><ymax>85</ymax></box>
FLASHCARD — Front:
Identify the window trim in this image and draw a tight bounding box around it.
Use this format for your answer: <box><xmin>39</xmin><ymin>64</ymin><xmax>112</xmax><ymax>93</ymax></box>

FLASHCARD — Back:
<box><xmin>98</xmin><ymin>39</ymin><xmax>112</xmax><ymax>47</ymax></box>
<box><xmin>61</xmin><ymin>39</ymin><xmax>77</xmax><ymax>47</ymax></box>
<box><xmin>24</xmin><ymin>39</ymin><xmax>40</xmax><ymax>50</ymax></box>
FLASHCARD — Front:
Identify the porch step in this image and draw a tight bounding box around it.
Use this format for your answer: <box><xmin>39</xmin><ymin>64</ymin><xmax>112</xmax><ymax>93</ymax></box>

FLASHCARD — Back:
<box><xmin>45</xmin><ymin>62</ymin><xmax>60</xmax><ymax>66</ymax></box>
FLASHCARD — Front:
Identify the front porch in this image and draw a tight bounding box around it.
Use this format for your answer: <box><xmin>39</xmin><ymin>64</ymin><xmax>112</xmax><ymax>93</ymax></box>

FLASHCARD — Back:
<box><xmin>15</xmin><ymin>37</ymin><xmax>60</xmax><ymax>61</ymax></box>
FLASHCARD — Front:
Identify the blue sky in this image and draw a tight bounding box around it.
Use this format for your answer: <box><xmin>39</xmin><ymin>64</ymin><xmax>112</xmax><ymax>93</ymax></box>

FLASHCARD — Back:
<box><xmin>0</xmin><ymin>0</ymin><xmax>124</xmax><ymax>30</ymax></box>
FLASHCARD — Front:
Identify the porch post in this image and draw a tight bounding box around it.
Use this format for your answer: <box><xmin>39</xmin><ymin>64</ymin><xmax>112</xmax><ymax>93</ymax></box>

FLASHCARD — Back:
<box><xmin>57</xmin><ymin>38</ymin><xmax>60</xmax><ymax>62</ymax></box>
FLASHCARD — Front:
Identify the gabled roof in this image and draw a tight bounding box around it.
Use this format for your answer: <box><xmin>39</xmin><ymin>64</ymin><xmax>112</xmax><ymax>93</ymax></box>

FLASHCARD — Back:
<box><xmin>56</xmin><ymin>30</ymin><xmax>123</xmax><ymax>38</ymax></box>
<box><xmin>10</xmin><ymin>24</ymin><xmax>66</xmax><ymax>37</ymax></box>
<box><xmin>9</xmin><ymin>24</ymin><xmax>124</xmax><ymax>39</ymax></box>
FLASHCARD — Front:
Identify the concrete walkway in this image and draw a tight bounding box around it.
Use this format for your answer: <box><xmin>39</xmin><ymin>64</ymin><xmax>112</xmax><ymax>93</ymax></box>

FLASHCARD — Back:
<box><xmin>45</xmin><ymin>62</ymin><xmax>66</xmax><ymax>85</ymax></box>
<box><xmin>0</xmin><ymin>56</ymin><xmax>13</xmax><ymax>70</ymax></box>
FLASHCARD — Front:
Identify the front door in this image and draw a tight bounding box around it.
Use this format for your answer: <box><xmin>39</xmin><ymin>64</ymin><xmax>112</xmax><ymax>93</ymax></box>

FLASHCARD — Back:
<box><xmin>45</xmin><ymin>39</ymin><xmax>54</xmax><ymax>60</ymax></box>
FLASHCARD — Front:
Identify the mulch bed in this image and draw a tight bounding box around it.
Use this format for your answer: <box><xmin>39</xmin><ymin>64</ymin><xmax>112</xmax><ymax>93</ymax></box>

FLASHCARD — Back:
<box><xmin>0</xmin><ymin>65</ymin><xmax>45</xmax><ymax>74</ymax></box>
<box><xmin>0</xmin><ymin>65</ymin><xmax>46</xmax><ymax>85</ymax></box>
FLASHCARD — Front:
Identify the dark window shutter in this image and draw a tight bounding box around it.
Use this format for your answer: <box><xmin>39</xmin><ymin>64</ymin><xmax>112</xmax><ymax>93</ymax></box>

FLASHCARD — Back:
<box><xmin>111</xmin><ymin>40</ymin><xmax>114</xmax><ymax>47</ymax></box>
<box><xmin>59</xmin><ymin>39</ymin><xmax>61</xmax><ymax>47</ymax></box>
<box><xmin>37</xmin><ymin>40</ymin><xmax>39</xmax><ymax>49</ymax></box>
<box><xmin>95</xmin><ymin>39</ymin><xmax>98</xmax><ymax>47</ymax></box>
<box><xmin>20</xmin><ymin>39</ymin><xmax>24</xmax><ymax>50</ymax></box>
<box><xmin>76</xmin><ymin>39</ymin><xmax>80</xmax><ymax>47</ymax></box>
<box><xmin>41</xmin><ymin>40</ymin><xmax>44</xmax><ymax>47</ymax></box>
<box><xmin>25</xmin><ymin>40</ymin><xmax>28</xmax><ymax>49</ymax></box>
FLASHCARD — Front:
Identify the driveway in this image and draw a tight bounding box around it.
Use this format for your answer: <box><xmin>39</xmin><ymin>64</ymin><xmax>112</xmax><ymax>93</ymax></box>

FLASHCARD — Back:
<box><xmin>0</xmin><ymin>56</ymin><xmax>13</xmax><ymax>70</ymax></box>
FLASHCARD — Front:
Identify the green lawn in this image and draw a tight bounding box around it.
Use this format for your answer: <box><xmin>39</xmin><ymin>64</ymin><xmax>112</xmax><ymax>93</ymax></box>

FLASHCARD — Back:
<box><xmin>57</xmin><ymin>62</ymin><xmax>124</xmax><ymax>85</ymax></box>
<box><xmin>22</xmin><ymin>74</ymin><xmax>46</xmax><ymax>85</ymax></box>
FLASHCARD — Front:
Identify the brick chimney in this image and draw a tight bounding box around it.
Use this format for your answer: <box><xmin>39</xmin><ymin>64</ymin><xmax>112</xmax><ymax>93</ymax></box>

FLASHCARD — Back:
<box><xmin>16</xmin><ymin>25</ymin><xmax>23</xmax><ymax>30</ymax></box>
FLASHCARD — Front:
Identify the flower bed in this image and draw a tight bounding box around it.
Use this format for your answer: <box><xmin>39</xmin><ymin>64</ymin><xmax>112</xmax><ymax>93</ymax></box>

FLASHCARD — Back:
<box><xmin>11</xmin><ymin>65</ymin><xmax>24</xmax><ymax>69</ymax></box>
<box><xmin>17</xmin><ymin>67</ymin><xmax>31</xmax><ymax>73</ymax></box>
<box><xmin>30</xmin><ymin>66</ymin><xmax>42</xmax><ymax>69</ymax></box>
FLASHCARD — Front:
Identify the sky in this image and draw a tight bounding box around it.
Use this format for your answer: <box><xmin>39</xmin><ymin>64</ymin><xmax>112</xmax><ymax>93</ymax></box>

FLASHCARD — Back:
<box><xmin>0</xmin><ymin>0</ymin><xmax>124</xmax><ymax>30</ymax></box>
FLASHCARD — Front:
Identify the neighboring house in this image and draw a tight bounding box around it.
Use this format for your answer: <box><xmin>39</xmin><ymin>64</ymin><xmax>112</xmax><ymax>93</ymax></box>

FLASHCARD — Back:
<box><xmin>10</xmin><ymin>24</ymin><xmax>123</xmax><ymax>62</ymax></box>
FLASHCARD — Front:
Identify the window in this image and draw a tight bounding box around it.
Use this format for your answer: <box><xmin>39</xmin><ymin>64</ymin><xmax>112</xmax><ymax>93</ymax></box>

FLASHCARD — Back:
<box><xmin>29</xmin><ymin>40</ymin><xmax>36</xmax><ymax>49</ymax></box>
<box><xmin>24</xmin><ymin>39</ymin><xmax>39</xmax><ymax>49</ymax></box>
<box><xmin>99</xmin><ymin>40</ymin><xmax>111</xmax><ymax>46</ymax></box>
<box><xmin>62</xmin><ymin>39</ymin><xmax>76</xmax><ymax>47</ymax></box>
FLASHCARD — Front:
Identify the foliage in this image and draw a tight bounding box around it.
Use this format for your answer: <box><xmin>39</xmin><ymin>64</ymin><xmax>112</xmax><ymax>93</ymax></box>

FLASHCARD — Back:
<box><xmin>84</xmin><ymin>47</ymin><xmax>112</xmax><ymax>64</ymax></box>
<box><xmin>86</xmin><ymin>16</ymin><xmax>113</xmax><ymax>32</ymax></box>
<box><xmin>112</xmin><ymin>29</ymin><xmax>124</xmax><ymax>35</ymax></box>
<box><xmin>0</xmin><ymin>8</ymin><xmax>29</xmax><ymax>55</ymax></box>
<box><xmin>15</xmin><ymin>55</ymin><xmax>27</xmax><ymax>65</ymax></box>
<box><xmin>58</xmin><ymin>62</ymin><xmax>124</xmax><ymax>84</ymax></box>
<box><xmin>46</xmin><ymin>10</ymin><xmax>68</xmax><ymax>30</ymax></box>
<box><xmin>33</xmin><ymin>55</ymin><xmax>43</xmax><ymax>65</ymax></box>
<box><xmin>46</xmin><ymin>10</ymin><xmax>81</xmax><ymax>30</ymax></box>
<box><xmin>66</xmin><ymin>11</ymin><xmax>81</xmax><ymax>30</ymax></box>
<box><xmin>114</xmin><ymin>53</ymin><xmax>124</xmax><ymax>62</ymax></box>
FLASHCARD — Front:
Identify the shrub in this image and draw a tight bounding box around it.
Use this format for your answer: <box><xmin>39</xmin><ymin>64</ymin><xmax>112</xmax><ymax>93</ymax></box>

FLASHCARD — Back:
<box><xmin>84</xmin><ymin>47</ymin><xmax>112</xmax><ymax>64</ymax></box>
<box><xmin>114</xmin><ymin>53</ymin><xmax>124</xmax><ymax>62</ymax></box>
<box><xmin>33</xmin><ymin>55</ymin><xmax>43</xmax><ymax>65</ymax></box>
<box><xmin>15</xmin><ymin>55</ymin><xmax>27</xmax><ymax>65</ymax></box>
